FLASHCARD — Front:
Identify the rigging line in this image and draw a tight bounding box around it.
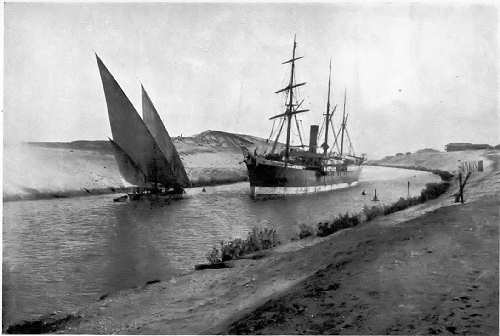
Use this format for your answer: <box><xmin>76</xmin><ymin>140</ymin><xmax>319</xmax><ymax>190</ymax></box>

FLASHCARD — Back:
<box><xmin>318</xmin><ymin>119</ymin><xmax>325</xmax><ymax>140</ymax></box>
<box><xmin>330</xmin><ymin>120</ymin><xmax>341</xmax><ymax>153</ymax></box>
<box><xmin>332</xmin><ymin>125</ymin><xmax>342</xmax><ymax>154</ymax></box>
<box><xmin>345</xmin><ymin>129</ymin><xmax>355</xmax><ymax>154</ymax></box>
<box><xmin>291</xmin><ymin>99</ymin><xmax>305</xmax><ymax>147</ymax></box>
<box><xmin>294</xmin><ymin>115</ymin><xmax>304</xmax><ymax>147</ymax></box>
<box><xmin>271</xmin><ymin>118</ymin><xmax>285</xmax><ymax>154</ymax></box>
<box><xmin>328</xmin><ymin>125</ymin><xmax>340</xmax><ymax>156</ymax></box>
<box><xmin>267</xmin><ymin>119</ymin><xmax>276</xmax><ymax>142</ymax></box>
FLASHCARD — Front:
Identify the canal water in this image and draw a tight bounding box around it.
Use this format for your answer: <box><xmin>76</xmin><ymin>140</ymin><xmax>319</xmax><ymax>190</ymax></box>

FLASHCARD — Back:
<box><xmin>2</xmin><ymin>166</ymin><xmax>440</xmax><ymax>326</ymax></box>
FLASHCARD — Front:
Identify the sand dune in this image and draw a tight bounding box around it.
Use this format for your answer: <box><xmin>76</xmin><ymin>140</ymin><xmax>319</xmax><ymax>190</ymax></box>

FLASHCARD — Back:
<box><xmin>3</xmin><ymin>131</ymin><xmax>272</xmax><ymax>201</ymax></box>
<box><xmin>366</xmin><ymin>149</ymin><xmax>492</xmax><ymax>172</ymax></box>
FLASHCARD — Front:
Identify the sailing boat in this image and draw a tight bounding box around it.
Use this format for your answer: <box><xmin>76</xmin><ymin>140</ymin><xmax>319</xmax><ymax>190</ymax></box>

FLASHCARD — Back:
<box><xmin>243</xmin><ymin>37</ymin><xmax>366</xmax><ymax>198</ymax></box>
<box><xmin>95</xmin><ymin>54</ymin><xmax>189</xmax><ymax>201</ymax></box>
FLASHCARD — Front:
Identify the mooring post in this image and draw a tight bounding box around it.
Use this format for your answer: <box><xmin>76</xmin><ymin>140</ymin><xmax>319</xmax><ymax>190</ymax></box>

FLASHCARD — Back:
<box><xmin>407</xmin><ymin>181</ymin><xmax>410</xmax><ymax>198</ymax></box>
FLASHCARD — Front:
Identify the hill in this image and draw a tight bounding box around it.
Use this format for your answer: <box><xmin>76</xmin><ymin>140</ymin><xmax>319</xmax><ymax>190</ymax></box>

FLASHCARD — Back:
<box><xmin>4</xmin><ymin>130</ymin><xmax>273</xmax><ymax>201</ymax></box>
<box><xmin>366</xmin><ymin>148</ymin><xmax>493</xmax><ymax>172</ymax></box>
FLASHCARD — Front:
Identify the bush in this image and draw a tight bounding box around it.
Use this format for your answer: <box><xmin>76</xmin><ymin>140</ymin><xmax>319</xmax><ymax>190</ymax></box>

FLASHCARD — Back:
<box><xmin>206</xmin><ymin>227</ymin><xmax>280</xmax><ymax>264</ymax></box>
<box><xmin>206</xmin><ymin>246</ymin><xmax>222</xmax><ymax>264</ymax></box>
<box><xmin>316</xmin><ymin>213</ymin><xmax>360</xmax><ymax>237</ymax></box>
<box><xmin>363</xmin><ymin>205</ymin><xmax>384</xmax><ymax>221</ymax></box>
<box><xmin>298</xmin><ymin>223</ymin><xmax>315</xmax><ymax>239</ymax></box>
<box><xmin>431</xmin><ymin>170</ymin><xmax>454</xmax><ymax>181</ymax></box>
<box><xmin>383</xmin><ymin>197</ymin><xmax>414</xmax><ymax>215</ymax></box>
<box><xmin>419</xmin><ymin>182</ymin><xmax>450</xmax><ymax>201</ymax></box>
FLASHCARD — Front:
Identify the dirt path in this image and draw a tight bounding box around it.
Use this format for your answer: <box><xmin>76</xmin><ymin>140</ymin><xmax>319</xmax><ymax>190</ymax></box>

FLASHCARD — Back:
<box><xmin>38</xmin><ymin>150</ymin><xmax>498</xmax><ymax>334</ymax></box>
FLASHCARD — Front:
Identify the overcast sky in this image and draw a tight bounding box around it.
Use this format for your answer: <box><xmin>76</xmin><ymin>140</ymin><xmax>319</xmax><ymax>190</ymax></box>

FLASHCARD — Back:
<box><xmin>4</xmin><ymin>2</ymin><xmax>499</xmax><ymax>158</ymax></box>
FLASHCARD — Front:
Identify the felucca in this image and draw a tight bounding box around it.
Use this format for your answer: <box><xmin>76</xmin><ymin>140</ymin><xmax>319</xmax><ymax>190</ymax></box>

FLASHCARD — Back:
<box><xmin>96</xmin><ymin>54</ymin><xmax>189</xmax><ymax>201</ymax></box>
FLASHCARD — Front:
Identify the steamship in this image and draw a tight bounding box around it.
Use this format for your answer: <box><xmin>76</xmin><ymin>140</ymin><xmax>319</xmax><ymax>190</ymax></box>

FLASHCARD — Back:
<box><xmin>243</xmin><ymin>37</ymin><xmax>365</xmax><ymax>198</ymax></box>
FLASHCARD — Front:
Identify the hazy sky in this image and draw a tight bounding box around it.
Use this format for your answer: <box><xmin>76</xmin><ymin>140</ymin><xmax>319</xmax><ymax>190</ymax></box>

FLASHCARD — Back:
<box><xmin>4</xmin><ymin>2</ymin><xmax>499</xmax><ymax>158</ymax></box>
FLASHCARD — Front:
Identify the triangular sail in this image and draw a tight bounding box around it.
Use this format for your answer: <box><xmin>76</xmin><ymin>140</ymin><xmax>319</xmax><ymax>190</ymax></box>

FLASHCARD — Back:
<box><xmin>108</xmin><ymin>139</ymin><xmax>147</xmax><ymax>187</ymax></box>
<box><xmin>95</xmin><ymin>54</ymin><xmax>178</xmax><ymax>187</ymax></box>
<box><xmin>141</xmin><ymin>85</ymin><xmax>190</xmax><ymax>187</ymax></box>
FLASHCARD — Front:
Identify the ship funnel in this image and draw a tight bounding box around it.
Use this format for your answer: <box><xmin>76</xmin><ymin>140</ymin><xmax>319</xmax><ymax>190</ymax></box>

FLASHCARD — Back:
<box><xmin>309</xmin><ymin>125</ymin><xmax>319</xmax><ymax>153</ymax></box>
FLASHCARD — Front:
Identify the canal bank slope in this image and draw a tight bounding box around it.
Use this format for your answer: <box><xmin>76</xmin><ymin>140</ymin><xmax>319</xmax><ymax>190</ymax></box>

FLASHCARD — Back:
<box><xmin>4</xmin><ymin>131</ymin><xmax>272</xmax><ymax>201</ymax></box>
<box><xmin>225</xmin><ymin>149</ymin><xmax>499</xmax><ymax>335</ymax></box>
<box><xmin>10</xmin><ymin>150</ymin><xmax>498</xmax><ymax>334</ymax></box>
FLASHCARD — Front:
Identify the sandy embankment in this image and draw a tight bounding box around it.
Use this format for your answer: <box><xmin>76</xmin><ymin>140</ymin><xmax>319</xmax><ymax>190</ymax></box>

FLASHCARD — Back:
<box><xmin>3</xmin><ymin>132</ymin><xmax>255</xmax><ymax>201</ymax></box>
<box><xmin>16</xmin><ymin>149</ymin><xmax>495</xmax><ymax>334</ymax></box>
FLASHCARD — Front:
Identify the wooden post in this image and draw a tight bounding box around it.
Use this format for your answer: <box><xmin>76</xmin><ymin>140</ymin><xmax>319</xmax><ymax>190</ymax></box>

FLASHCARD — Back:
<box><xmin>455</xmin><ymin>171</ymin><xmax>472</xmax><ymax>204</ymax></box>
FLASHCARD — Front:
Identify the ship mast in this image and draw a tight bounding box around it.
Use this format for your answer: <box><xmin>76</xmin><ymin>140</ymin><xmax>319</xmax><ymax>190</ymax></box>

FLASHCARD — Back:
<box><xmin>340</xmin><ymin>89</ymin><xmax>347</xmax><ymax>157</ymax></box>
<box><xmin>270</xmin><ymin>35</ymin><xmax>308</xmax><ymax>165</ymax></box>
<box><xmin>323</xmin><ymin>60</ymin><xmax>332</xmax><ymax>156</ymax></box>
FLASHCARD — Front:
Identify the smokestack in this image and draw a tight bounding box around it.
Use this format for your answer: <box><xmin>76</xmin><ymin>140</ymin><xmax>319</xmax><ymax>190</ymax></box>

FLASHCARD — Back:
<box><xmin>309</xmin><ymin>125</ymin><xmax>319</xmax><ymax>153</ymax></box>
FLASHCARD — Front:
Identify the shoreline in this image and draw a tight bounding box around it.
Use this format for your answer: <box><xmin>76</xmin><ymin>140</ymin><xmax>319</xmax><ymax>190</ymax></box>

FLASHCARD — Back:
<box><xmin>3</xmin><ymin>176</ymin><xmax>249</xmax><ymax>203</ymax></box>
<box><xmin>363</xmin><ymin>163</ymin><xmax>454</xmax><ymax>181</ymax></box>
<box><xmin>3</xmin><ymin>162</ymin><xmax>444</xmax><ymax>203</ymax></box>
<box><xmin>5</xmin><ymin>150</ymin><xmax>498</xmax><ymax>334</ymax></box>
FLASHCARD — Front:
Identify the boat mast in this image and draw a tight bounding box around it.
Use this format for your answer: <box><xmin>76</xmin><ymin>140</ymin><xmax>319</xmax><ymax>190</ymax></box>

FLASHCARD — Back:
<box><xmin>340</xmin><ymin>89</ymin><xmax>347</xmax><ymax>156</ymax></box>
<box><xmin>323</xmin><ymin>60</ymin><xmax>332</xmax><ymax>156</ymax></box>
<box><xmin>284</xmin><ymin>36</ymin><xmax>297</xmax><ymax>165</ymax></box>
<box><xmin>270</xmin><ymin>36</ymin><xmax>308</xmax><ymax>160</ymax></box>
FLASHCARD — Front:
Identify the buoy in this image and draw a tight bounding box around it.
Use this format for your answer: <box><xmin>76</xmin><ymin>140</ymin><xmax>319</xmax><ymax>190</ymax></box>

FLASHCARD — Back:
<box><xmin>361</xmin><ymin>190</ymin><xmax>366</xmax><ymax>196</ymax></box>
<box><xmin>202</xmin><ymin>187</ymin><xmax>206</xmax><ymax>192</ymax></box>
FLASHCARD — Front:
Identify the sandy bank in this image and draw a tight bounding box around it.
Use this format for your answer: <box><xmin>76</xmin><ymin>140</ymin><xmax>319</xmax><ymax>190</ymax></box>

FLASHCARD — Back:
<box><xmin>3</xmin><ymin>141</ymin><xmax>248</xmax><ymax>202</ymax></box>
<box><xmin>366</xmin><ymin>149</ymin><xmax>493</xmax><ymax>173</ymax></box>
<box><xmin>5</xmin><ymin>150</ymin><xmax>494</xmax><ymax>334</ymax></box>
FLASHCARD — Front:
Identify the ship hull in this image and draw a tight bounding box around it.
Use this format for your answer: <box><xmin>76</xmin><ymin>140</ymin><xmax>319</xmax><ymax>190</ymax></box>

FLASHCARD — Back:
<box><xmin>245</xmin><ymin>159</ymin><xmax>362</xmax><ymax>197</ymax></box>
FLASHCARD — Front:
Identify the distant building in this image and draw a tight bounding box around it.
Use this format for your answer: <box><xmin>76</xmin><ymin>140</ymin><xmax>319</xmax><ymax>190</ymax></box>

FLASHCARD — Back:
<box><xmin>416</xmin><ymin>148</ymin><xmax>440</xmax><ymax>153</ymax></box>
<box><xmin>445</xmin><ymin>143</ymin><xmax>492</xmax><ymax>152</ymax></box>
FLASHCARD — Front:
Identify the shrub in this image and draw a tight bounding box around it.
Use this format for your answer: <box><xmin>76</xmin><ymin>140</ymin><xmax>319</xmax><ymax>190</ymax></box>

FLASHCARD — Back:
<box><xmin>431</xmin><ymin>170</ymin><xmax>454</xmax><ymax>181</ymax></box>
<box><xmin>316</xmin><ymin>213</ymin><xmax>360</xmax><ymax>237</ymax></box>
<box><xmin>383</xmin><ymin>197</ymin><xmax>413</xmax><ymax>215</ymax></box>
<box><xmin>206</xmin><ymin>227</ymin><xmax>280</xmax><ymax>264</ymax></box>
<box><xmin>363</xmin><ymin>205</ymin><xmax>384</xmax><ymax>221</ymax></box>
<box><xmin>419</xmin><ymin>182</ymin><xmax>450</xmax><ymax>201</ymax></box>
<box><xmin>380</xmin><ymin>182</ymin><xmax>450</xmax><ymax>215</ymax></box>
<box><xmin>298</xmin><ymin>223</ymin><xmax>315</xmax><ymax>239</ymax></box>
<box><xmin>206</xmin><ymin>246</ymin><xmax>222</xmax><ymax>264</ymax></box>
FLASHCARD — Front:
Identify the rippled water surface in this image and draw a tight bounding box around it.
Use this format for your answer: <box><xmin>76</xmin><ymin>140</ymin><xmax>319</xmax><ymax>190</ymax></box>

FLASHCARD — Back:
<box><xmin>3</xmin><ymin>166</ymin><xmax>440</xmax><ymax>325</ymax></box>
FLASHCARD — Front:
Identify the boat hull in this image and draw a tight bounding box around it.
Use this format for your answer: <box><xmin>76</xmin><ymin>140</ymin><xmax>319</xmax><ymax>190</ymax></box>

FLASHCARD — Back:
<box><xmin>245</xmin><ymin>159</ymin><xmax>362</xmax><ymax>197</ymax></box>
<box><xmin>127</xmin><ymin>192</ymin><xmax>184</xmax><ymax>201</ymax></box>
